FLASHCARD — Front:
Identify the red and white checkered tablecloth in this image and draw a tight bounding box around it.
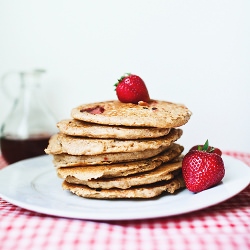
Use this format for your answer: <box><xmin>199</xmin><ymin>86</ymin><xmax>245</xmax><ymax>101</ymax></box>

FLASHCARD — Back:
<box><xmin>0</xmin><ymin>152</ymin><xmax>249</xmax><ymax>250</ymax></box>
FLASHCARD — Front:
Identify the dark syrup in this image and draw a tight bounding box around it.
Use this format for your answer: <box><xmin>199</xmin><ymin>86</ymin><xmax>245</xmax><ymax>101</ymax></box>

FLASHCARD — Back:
<box><xmin>0</xmin><ymin>136</ymin><xmax>50</xmax><ymax>164</ymax></box>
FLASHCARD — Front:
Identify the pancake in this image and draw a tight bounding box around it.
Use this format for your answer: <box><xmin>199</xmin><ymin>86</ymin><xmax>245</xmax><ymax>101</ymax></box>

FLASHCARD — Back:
<box><xmin>65</xmin><ymin>160</ymin><xmax>182</xmax><ymax>189</ymax></box>
<box><xmin>45</xmin><ymin>97</ymin><xmax>191</xmax><ymax>199</ymax></box>
<box><xmin>57</xmin><ymin>119</ymin><xmax>171</xmax><ymax>139</ymax></box>
<box><xmin>56</xmin><ymin>144</ymin><xmax>184</xmax><ymax>179</ymax></box>
<box><xmin>45</xmin><ymin>128</ymin><xmax>182</xmax><ymax>156</ymax></box>
<box><xmin>52</xmin><ymin>145</ymin><xmax>172</xmax><ymax>167</ymax></box>
<box><xmin>62</xmin><ymin>174</ymin><xmax>185</xmax><ymax>199</ymax></box>
<box><xmin>71</xmin><ymin>100</ymin><xmax>192</xmax><ymax>128</ymax></box>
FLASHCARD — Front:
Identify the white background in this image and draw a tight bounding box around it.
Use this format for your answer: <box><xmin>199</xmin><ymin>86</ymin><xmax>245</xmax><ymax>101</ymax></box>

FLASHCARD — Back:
<box><xmin>0</xmin><ymin>0</ymin><xmax>249</xmax><ymax>152</ymax></box>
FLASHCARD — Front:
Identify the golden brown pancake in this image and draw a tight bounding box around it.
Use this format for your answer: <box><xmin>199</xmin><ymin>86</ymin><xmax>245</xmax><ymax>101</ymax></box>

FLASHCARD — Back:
<box><xmin>71</xmin><ymin>100</ymin><xmax>191</xmax><ymax>128</ymax></box>
<box><xmin>52</xmin><ymin>145</ymin><xmax>172</xmax><ymax>167</ymax></box>
<box><xmin>65</xmin><ymin>160</ymin><xmax>182</xmax><ymax>189</ymax></box>
<box><xmin>56</xmin><ymin>144</ymin><xmax>183</xmax><ymax>179</ymax></box>
<box><xmin>62</xmin><ymin>174</ymin><xmax>185</xmax><ymax>199</ymax></box>
<box><xmin>57</xmin><ymin>119</ymin><xmax>171</xmax><ymax>139</ymax></box>
<box><xmin>45</xmin><ymin>129</ymin><xmax>182</xmax><ymax>156</ymax></box>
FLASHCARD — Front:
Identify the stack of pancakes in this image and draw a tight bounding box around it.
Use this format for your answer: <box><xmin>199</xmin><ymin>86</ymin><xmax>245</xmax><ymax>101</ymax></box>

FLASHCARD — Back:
<box><xmin>45</xmin><ymin>100</ymin><xmax>192</xmax><ymax>199</ymax></box>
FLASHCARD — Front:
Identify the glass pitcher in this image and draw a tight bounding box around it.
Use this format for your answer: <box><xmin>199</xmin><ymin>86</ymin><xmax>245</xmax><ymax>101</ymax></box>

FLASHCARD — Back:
<box><xmin>0</xmin><ymin>69</ymin><xmax>57</xmax><ymax>164</ymax></box>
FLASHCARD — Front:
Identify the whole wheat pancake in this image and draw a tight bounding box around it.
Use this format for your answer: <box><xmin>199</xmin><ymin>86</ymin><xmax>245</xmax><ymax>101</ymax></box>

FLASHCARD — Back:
<box><xmin>57</xmin><ymin>144</ymin><xmax>184</xmax><ymax>179</ymax></box>
<box><xmin>62</xmin><ymin>174</ymin><xmax>185</xmax><ymax>199</ymax></box>
<box><xmin>52</xmin><ymin>145</ymin><xmax>171</xmax><ymax>167</ymax></box>
<box><xmin>45</xmin><ymin>128</ymin><xmax>182</xmax><ymax>156</ymax></box>
<box><xmin>71</xmin><ymin>100</ymin><xmax>192</xmax><ymax>128</ymax></box>
<box><xmin>65</xmin><ymin>160</ymin><xmax>182</xmax><ymax>189</ymax></box>
<box><xmin>57</xmin><ymin>119</ymin><xmax>171</xmax><ymax>139</ymax></box>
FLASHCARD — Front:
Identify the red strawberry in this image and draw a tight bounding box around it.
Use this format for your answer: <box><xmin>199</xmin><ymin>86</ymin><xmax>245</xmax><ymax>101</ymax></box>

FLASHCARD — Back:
<box><xmin>182</xmin><ymin>140</ymin><xmax>225</xmax><ymax>193</ymax></box>
<box><xmin>114</xmin><ymin>73</ymin><xmax>150</xmax><ymax>104</ymax></box>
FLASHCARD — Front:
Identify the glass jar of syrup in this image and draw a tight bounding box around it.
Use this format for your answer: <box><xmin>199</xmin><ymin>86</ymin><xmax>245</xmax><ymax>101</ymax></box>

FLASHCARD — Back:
<box><xmin>0</xmin><ymin>69</ymin><xmax>57</xmax><ymax>164</ymax></box>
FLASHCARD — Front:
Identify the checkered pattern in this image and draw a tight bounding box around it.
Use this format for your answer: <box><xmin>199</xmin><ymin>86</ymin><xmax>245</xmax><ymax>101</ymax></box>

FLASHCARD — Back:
<box><xmin>0</xmin><ymin>152</ymin><xmax>249</xmax><ymax>250</ymax></box>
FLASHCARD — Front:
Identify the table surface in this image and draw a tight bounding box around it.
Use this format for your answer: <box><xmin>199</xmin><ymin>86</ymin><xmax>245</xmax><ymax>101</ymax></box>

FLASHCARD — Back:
<box><xmin>0</xmin><ymin>151</ymin><xmax>249</xmax><ymax>250</ymax></box>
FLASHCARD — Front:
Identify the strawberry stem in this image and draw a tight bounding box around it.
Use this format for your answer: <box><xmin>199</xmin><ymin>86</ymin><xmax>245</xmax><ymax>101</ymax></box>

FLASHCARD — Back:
<box><xmin>203</xmin><ymin>140</ymin><xmax>209</xmax><ymax>151</ymax></box>
<box><xmin>201</xmin><ymin>140</ymin><xmax>215</xmax><ymax>153</ymax></box>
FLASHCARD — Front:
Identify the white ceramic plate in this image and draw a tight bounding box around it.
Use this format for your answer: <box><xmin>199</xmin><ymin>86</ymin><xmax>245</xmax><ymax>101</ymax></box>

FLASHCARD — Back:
<box><xmin>0</xmin><ymin>155</ymin><xmax>249</xmax><ymax>221</ymax></box>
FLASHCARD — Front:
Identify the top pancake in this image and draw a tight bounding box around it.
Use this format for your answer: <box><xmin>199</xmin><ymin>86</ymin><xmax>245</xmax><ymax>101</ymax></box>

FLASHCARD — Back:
<box><xmin>71</xmin><ymin>100</ymin><xmax>192</xmax><ymax>128</ymax></box>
